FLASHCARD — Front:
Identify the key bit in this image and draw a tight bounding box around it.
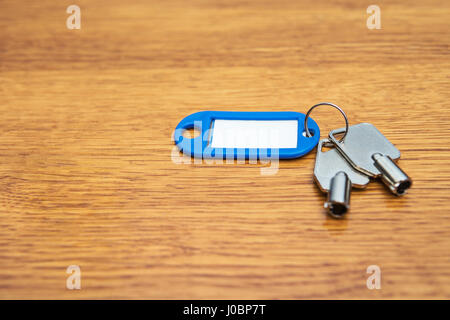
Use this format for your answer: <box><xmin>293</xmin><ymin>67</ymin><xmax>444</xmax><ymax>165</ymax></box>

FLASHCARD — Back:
<box><xmin>328</xmin><ymin>123</ymin><xmax>412</xmax><ymax>196</ymax></box>
<box><xmin>314</xmin><ymin>139</ymin><xmax>370</xmax><ymax>218</ymax></box>
<box><xmin>372</xmin><ymin>153</ymin><xmax>412</xmax><ymax>195</ymax></box>
<box><xmin>325</xmin><ymin>171</ymin><xmax>351</xmax><ymax>217</ymax></box>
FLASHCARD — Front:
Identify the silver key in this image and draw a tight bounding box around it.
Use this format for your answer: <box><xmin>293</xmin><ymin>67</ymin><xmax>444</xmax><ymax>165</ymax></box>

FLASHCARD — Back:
<box><xmin>328</xmin><ymin>123</ymin><xmax>412</xmax><ymax>196</ymax></box>
<box><xmin>314</xmin><ymin>139</ymin><xmax>370</xmax><ymax>218</ymax></box>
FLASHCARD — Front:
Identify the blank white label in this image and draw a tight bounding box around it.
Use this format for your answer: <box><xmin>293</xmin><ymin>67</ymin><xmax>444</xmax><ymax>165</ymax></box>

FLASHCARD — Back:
<box><xmin>210</xmin><ymin>120</ymin><xmax>298</xmax><ymax>148</ymax></box>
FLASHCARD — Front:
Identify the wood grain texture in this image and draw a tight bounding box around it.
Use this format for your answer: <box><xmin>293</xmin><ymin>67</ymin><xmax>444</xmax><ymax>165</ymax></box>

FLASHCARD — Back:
<box><xmin>0</xmin><ymin>0</ymin><xmax>449</xmax><ymax>299</ymax></box>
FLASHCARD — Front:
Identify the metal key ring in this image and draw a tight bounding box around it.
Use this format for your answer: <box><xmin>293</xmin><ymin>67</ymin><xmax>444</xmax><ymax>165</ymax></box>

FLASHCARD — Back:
<box><xmin>304</xmin><ymin>102</ymin><xmax>349</xmax><ymax>142</ymax></box>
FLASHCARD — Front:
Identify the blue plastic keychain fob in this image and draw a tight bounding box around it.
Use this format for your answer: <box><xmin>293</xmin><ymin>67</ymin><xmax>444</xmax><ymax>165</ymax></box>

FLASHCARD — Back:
<box><xmin>174</xmin><ymin>111</ymin><xmax>320</xmax><ymax>160</ymax></box>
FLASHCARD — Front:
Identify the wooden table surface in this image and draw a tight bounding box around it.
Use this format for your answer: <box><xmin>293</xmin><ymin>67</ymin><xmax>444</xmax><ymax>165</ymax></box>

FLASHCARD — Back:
<box><xmin>0</xmin><ymin>0</ymin><xmax>449</xmax><ymax>299</ymax></box>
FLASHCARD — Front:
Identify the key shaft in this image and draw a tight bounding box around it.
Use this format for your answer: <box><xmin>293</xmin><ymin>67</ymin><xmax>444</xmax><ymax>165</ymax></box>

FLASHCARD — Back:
<box><xmin>325</xmin><ymin>171</ymin><xmax>351</xmax><ymax>218</ymax></box>
<box><xmin>372</xmin><ymin>153</ymin><xmax>412</xmax><ymax>195</ymax></box>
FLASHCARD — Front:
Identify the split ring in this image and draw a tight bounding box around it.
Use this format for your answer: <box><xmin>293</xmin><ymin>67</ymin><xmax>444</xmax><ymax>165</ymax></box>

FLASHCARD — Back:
<box><xmin>304</xmin><ymin>102</ymin><xmax>349</xmax><ymax>142</ymax></box>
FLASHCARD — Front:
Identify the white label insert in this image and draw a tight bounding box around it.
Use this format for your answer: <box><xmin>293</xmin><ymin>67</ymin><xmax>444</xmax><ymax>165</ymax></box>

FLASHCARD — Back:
<box><xmin>210</xmin><ymin>119</ymin><xmax>298</xmax><ymax>148</ymax></box>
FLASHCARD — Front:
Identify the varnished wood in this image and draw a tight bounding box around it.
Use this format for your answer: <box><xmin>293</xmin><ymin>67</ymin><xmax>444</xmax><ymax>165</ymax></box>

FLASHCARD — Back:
<box><xmin>0</xmin><ymin>0</ymin><xmax>449</xmax><ymax>299</ymax></box>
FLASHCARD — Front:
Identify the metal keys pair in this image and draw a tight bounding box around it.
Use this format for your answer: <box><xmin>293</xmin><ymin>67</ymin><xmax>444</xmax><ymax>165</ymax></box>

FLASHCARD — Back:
<box><xmin>314</xmin><ymin>123</ymin><xmax>412</xmax><ymax>218</ymax></box>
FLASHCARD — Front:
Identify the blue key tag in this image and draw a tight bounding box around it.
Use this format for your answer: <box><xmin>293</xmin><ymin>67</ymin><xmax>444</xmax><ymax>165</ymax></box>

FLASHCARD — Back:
<box><xmin>174</xmin><ymin>111</ymin><xmax>320</xmax><ymax>160</ymax></box>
